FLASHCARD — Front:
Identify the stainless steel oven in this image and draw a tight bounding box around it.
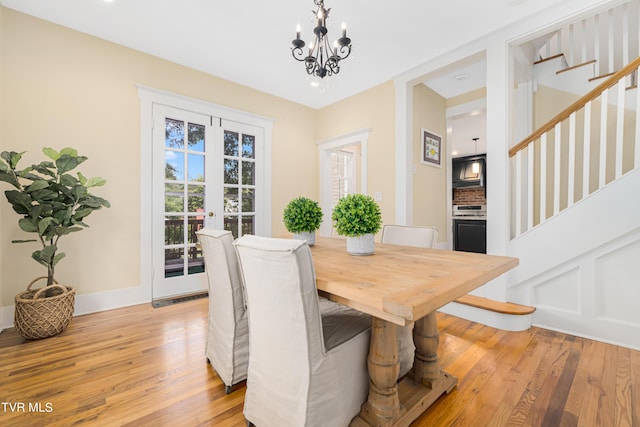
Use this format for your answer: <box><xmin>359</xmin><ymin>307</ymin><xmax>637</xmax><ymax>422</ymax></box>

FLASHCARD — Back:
<box><xmin>452</xmin><ymin>205</ymin><xmax>486</xmax><ymax>253</ymax></box>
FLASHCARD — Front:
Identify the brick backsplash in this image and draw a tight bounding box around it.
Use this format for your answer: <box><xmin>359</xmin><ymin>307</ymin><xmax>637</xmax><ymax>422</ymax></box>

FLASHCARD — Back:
<box><xmin>453</xmin><ymin>187</ymin><xmax>486</xmax><ymax>205</ymax></box>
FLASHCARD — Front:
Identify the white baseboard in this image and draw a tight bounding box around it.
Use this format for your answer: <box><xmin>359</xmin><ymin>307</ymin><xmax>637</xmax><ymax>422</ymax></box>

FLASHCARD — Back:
<box><xmin>0</xmin><ymin>284</ymin><xmax>151</xmax><ymax>331</ymax></box>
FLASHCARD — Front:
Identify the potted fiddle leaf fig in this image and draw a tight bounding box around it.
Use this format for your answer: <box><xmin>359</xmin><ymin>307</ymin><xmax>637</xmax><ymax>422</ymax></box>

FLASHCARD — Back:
<box><xmin>0</xmin><ymin>147</ymin><xmax>110</xmax><ymax>339</ymax></box>
<box><xmin>331</xmin><ymin>193</ymin><xmax>382</xmax><ymax>255</ymax></box>
<box><xmin>283</xmin><ymin>196</ymin><xmax>323</xmax><ymax>246</ymax></box>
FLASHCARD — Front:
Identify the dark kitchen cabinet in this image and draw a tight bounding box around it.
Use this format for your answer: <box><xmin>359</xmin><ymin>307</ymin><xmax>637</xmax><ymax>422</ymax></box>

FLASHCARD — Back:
<box><xmin>453</xmin><ymin>219</ymin><xmax>486</xmax><ymax>254</ymax></box>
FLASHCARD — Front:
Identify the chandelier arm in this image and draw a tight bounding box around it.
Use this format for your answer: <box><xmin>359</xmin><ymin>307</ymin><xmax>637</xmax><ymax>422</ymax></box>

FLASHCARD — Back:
<box><xmin>292</xmin><ymin>46</ymin><xmax>308</xmax><ymax>62</ymax></box>
<box><xmin>335</xmin><ymin>44</ymin><xmax>351</xmax><ymax>60</ymax></box>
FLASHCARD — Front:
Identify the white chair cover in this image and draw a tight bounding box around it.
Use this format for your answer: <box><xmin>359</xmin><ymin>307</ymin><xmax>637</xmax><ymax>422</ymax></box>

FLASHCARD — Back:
<box><xmin>196</xmin><ymin>228</ymin><xmax>249</xmax><ymax>391</ymax></box>
<box><xmin>381</xmin><ymin>224</ymin><xmax>439</xmax><ymax>378</ymax></box>
<box><xmin>234</xmin><ymin>235</ymin><xmax>371</xmax><ymax>427</ymax></box>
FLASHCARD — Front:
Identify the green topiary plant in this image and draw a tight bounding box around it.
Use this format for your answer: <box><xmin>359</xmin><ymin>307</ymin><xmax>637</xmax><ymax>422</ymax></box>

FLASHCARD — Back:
<box><xmin>0</xmin><ymin>147</ymin><xmax>110</xmax><ymax>289</ymax></box>
<box><xmin>283</xmin><ymin>196</ymin><xmax>323</xmax><ymax>233</ymax></box>
<box><xmin>331</xmin><ymin>193</ymin><xmax>382</xmax><ymax>237</ymax></box>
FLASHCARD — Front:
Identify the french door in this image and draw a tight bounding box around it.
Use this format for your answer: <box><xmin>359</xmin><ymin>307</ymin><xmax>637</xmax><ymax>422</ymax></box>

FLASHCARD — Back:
<box><xmin>152</xmin><ymin>105</ymin><xmax>264</xmax><ymax>299</ymax></box>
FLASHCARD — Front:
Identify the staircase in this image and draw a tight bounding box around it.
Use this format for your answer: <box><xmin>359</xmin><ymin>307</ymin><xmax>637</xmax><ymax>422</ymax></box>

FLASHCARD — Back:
<box><xmin>505</xmin><ymin>1</ymin><xmax>640</xmax><ymax>350</ymax></box>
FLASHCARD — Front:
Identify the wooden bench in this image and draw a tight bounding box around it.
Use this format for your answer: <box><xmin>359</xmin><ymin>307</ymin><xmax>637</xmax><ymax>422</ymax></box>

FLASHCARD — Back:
<box><xmin>454</xmin><ymin>295</ymin><xmax>536</xmax><ymax>315</ymax></box>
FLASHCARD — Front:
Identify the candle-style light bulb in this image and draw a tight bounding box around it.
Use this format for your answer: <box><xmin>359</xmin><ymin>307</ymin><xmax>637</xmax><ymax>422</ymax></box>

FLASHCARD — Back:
<box><xmin>296</xmin><ymin>23</ymin><xmax>301</xmax><ymax>39</ymax></box>
<box><xmin>341</xmin><ymin>22</ymin><xmax>347</xmax><ymax>37</ymax></box>
<box><xmin>333</xmin><ymin>40</ymin><xmax>338</xmax><ymax>55</ymax></box>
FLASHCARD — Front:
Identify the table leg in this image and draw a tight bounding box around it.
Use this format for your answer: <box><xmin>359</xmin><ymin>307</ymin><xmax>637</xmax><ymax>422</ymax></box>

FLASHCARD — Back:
<box><xmin>411</xmin><ymin>311</ymin><xmax>443</xmax><ymax>388</ymax></box>
<box><xmin>357</xmin><ymin>317</ymin><xmax>403</xmax><ymax>426</ymax></box>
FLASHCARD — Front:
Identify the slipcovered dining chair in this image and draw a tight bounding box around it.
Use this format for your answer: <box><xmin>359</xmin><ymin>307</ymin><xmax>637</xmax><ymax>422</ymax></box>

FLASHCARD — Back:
<box><xmin>234</xmin><ymin>235</ymin><xmax>371</xmax><ymax>427</ymax></box>
<box><xmin>381</xmin><ymin>224</ymin><xmax>439</xmax><ymax>377</ymax></box>
<box><xmin>196</xmin><ymin>228</ymin><xmax>249</xmax><ymax>394</ymax></box>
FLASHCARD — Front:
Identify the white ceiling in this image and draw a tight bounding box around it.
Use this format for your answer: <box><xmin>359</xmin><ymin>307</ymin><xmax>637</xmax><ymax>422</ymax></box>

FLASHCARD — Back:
<box><xmin>1</xmin><ymin>0</ymin><xmax>569</xmax><ymax>109</ymax></box>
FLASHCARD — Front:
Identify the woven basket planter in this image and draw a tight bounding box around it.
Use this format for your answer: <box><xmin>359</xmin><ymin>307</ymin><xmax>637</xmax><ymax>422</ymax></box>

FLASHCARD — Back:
<box><xmin>14</xmin><ymin>277</ymin><xmax>76</xmax><ymax>340</ymax></box>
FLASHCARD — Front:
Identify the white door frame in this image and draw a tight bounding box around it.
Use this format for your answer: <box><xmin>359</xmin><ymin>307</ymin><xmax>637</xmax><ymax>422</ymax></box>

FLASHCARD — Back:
<box><xmin>317</xmin><ymin>129</ymin><xmax>370</xmax><ymax>237</ymax></box>
<box><xmin>138</xmin><ymin>85</ymin><xmax>273</xmax><ymax>301</ymax></box>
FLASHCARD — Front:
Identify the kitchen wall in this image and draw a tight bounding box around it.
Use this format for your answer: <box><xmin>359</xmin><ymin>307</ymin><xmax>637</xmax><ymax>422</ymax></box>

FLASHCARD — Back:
<box><xmin>453</xmin><ymin>187</ymin><xmax>486</xmax><ymax>205</ymax></box>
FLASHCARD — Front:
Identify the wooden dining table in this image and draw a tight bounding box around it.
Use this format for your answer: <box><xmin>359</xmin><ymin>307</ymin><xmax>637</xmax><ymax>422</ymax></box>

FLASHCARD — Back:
<box><xmin>309</xmin><ymin>237</ymin><xmax>519</xmax><ymax>427</ymax></box>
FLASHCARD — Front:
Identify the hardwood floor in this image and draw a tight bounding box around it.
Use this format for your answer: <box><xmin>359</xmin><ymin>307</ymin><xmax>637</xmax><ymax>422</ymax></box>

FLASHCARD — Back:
<box><xmin>1</xmin><ymin>298</ymin><xmax>638</xmax><ymax>426</ymax></box>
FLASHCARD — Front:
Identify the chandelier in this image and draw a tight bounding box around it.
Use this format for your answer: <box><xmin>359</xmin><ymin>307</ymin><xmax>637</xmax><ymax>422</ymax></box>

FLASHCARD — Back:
<box><xmin>291</xmin><ymin>0</ymin><xmax>352</xmax><ymax>79</ymax></box>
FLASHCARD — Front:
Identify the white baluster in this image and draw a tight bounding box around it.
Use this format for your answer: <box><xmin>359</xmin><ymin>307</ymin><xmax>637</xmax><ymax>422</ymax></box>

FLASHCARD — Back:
<box><xmin>527</xmin><ymin>143</ymin><xmax>534</xmax><ymax>231</ymax></box>
<box><xmin>599</xmin><ymin>89</ymin><xmax>609</xmax><ymax>188</ymax></box>
<box><xmin>540</xmin><ymin>134</ymin><xmax>547</xmax><ymax>223</ymax></box>
<box><xmin>636</xmin><ymin>67</ymin><xmax>640</xmax><ymax>169</ymax></box>
<box><xmin>595</xmin><ymin>13</ymin><xmax>601</xmax><ymax>75</ymax></box>
<box><xmin>515</xmin><ymin>150</ymin><xmax>522</xmax><ymax>236</ymax></box>
<box><xmin>583</xmin><ymin>101</ymin><xmax>592</xmax><ymax>199</ymax></box>
<box><xmin>554</xmin><ymin>123</ymin><xmax>561</xmax><ymax>215</ymax></box>
<box><xmin>568</xmin><ymin>112</ymin><xmax>576</xmax><ymax>206</ymax></box>
<box><xmin>615</xmin><ymin>79</ymin><xmax>625</xmax><ymax>179</ymax></box>
<box><xmin>581</xmin><ymin>18</ymin><xmax>587</xmax><ymax>65</ymax></box>
<box><xmin>568</xmin><ymin>23</ymin><xmax>575</xmax><ymax>66</ymax></box>
<box><xmin>608</xmin><ymin>9</ymin><xmax>614</xmax><ymax>74</ymax></box>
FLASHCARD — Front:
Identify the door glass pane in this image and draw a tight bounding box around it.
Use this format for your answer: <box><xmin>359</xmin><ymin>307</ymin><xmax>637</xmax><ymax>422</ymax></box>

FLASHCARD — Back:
<box><xmin>224</xmin><ymin>187</ymin><xmax>239</xmax><ymax>213</ymax></box>
<box><xmin>188</xmin><ymin>185</ymin><xmax>205</xmax><ymax>213</ymax></box>
<box><xmin>165</xmin><ymin>118</ymin><xmax>184</xmax><ymax>148</ymax></box>
<box><xmin>242</xmin><ymin>161</ymin><xmax>255</xmax><ymax>185</ymax></box>
<box><xmin>187</xmin><ymin>153</ymin><xmax>204</xmax><ymax>182</ymax></box>
<box><xmin>187</xmin><ymin>216</ymin><xmax>204</xmax><ymax>244</ymax></box>
<box><xmin>188</xmin><ymin>123</ymin><xmax>205</xmax><ymax>151</ymax></box>
<box><xmin>224</xmin><ymin>131</ymin><xmax>239</xmax><ymax>156</ymax></box>
<box><xmin>188</xmin><ymin>247</ymin><xmax>204</xmax><ymax>275</ymax></box>
<box><xmin>165</xmin><ymin>247</ymin><xmax>184</xmax><ymax>277</ymax></box>
<box><xmin>165</xmin><ymin>151</ymin><xmax>184</xmax><ymax>180</ymax></box>
<box><xmin>224</xmin><ymin>159</ymin><xmax>239</xmax><ymax>184</ymax></box>
<box><xmin>242</xmin><ymin>188</ymin><xmax>255</xmax><ymax>212</ymax></box>
<box><xmin>242</xmin><ymin>134</ymin><xmax>255</xmax><ymax>159</ymax></box>
<box><xmin>165</xmin><ymin>184</ymin><xmax>184</xmax><ymax>213</ymax></box>
<box><xmin>165</xmin><ymin>215</ymin><xmax>184</xmax><ymax>245</ymax></box>
<box><xmin>224</xmin><ymin>215</ymin><xmax>239</xmax><ymax>238</ymax></box>
<box><xmin>242</xmin><ymin>216</ymin><xmax>255</xmax><ymax>236</ymax></box>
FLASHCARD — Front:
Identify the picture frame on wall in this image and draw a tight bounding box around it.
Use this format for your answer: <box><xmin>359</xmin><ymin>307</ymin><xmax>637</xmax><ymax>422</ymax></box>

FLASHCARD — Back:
<box><xmin>421</xmin><ymin>129</ymin><xmax>442</xmax><ymax>167</ymax></box>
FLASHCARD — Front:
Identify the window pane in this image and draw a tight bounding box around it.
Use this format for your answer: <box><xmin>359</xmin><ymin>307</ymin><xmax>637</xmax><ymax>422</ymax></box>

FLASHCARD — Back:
<box><xmin>165</xmin><ymin>216</ymin><xmax>184</xmax><ymax>245</ymax></box>
<box><xmin>165</xmin><ymin>118</ymin><xmax>184</xmax><ymax>149</ymax></box>
<box><xmin>242</xmin><ymin>161</ymin><xmax>255</xmax><ymax>185</ymax></box>
<box><xmin>188</xmin><ymin>184</ymin><xmax>205</xmax><ymax>213</ymax></box>
<box><xmin>188</xmin><ymin>247</ymin><xmax>205</xmax><ymax>275</ymax></box>
<box><xmin>224</xmin><ymin>187</ymin><xmax>239</xmax><ymax>213</ymax></box>
<box><xmin>224</xmin><ymin>159</ymin><xmax>239</xmax><ymax>184</ymax></box>
<box><xmin>165</xmin><ymin>151</ymin><xmax>184</xmax><ymax>180</ymax></box>
<box><xmin>241</xmin><ymin>215</ymin><xmax>255</xmax><ymax>236</ymax></box>
<box><xmin>242</xmin><ymin>134</ymin><xmax>255</xmax><ymax>159</ymax></box>
<box><xmin>224</xmin><ymin>215</ymin><xmax>238</xmax><ymax>239</ymax></box>
<box><xmin>165</xmin><ymin>183</ymin><xmax>184</xmax><ymax>213</ymax></box>
<box><xmin>224</xmin><ymin>130</ymin><xmax>239</xmax><ymax>156</ymax></box>
<box><xmin>242</xmin><ymin>188</ymin><xmax>255</xmax><ymax>213</ymax></box>
<box><xmin>188</xmin><ymin>123</ymin><xmax>205</xmax><ymax>151</ymax></box>
<box><xmin>187</xmin><ymin>216</ymin><xmax>204</xmax><ymax>244</ymax></box>
<box><xmin>165</xmin><ymin>247</ymin><xmax>184</xmax><ymax>278</ymax></box>
<box><xmin>187</xmin><ymin>153</ymin><xmax>204</xmax><ymax>182</ymax></box>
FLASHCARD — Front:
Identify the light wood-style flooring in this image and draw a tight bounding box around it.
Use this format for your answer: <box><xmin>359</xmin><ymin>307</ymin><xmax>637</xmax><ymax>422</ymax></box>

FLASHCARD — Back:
<box><xmin>1</xmin><ymin>298</ymin><xmax>638</xmax><ymax>426</ymax></box>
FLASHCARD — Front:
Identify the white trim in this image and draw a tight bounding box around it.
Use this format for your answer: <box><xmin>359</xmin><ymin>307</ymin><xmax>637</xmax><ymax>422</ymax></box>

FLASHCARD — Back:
<box><xmin>138</xmin><ymin>85</ymin><xmax>273</xmax><ymax>300</ymax></box>
<box><xmin>317</xmin><ymin>129</ymin><xmax>370</xmax><ymax>237</ymax></box>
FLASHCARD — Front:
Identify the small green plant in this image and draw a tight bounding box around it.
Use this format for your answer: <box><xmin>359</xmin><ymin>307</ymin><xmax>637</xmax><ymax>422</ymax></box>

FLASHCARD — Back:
<box><xmin>0</xmin><ymin>147</ymin><xmax>110</xmax><ymax>288</ymax></box>
<box><xmin>331</xmin><ymin>193</ymin><xmax>382</xmax><ymax>237</ymax></box>
<box><xmin>283</xmin><ymin>196</ymin><xmax>323</xmax><ymax>233</ymax></box>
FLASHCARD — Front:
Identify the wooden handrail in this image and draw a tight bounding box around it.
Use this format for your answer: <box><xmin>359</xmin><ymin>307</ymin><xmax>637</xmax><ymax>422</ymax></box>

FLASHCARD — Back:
<box><xmin>509</xmin><ymin>55</ymin><xmax>640</xmax><ymax>157</ymax></box>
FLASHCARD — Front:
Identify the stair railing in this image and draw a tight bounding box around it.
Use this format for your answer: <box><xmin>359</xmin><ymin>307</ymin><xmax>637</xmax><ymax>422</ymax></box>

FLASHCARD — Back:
<box><xmin>510</xmin><ymin>56</ymin><xmax>640</xmax><ymax>238</ymax></box>
<box><xmin>540</xmin><ymin>0</ymin><xmax>639</xmax><ymax>78</ymax></box>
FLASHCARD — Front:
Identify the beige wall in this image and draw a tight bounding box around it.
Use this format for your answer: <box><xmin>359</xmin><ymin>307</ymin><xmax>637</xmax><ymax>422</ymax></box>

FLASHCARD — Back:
<box><xmin>0</xmin><ymin>9</ymin><xmax>318</xmax><ymax>301</ymax></box>
<box><xmin>447</xmin><ymin>87</ymin><xmax>486</xmax><ymax>109</ymax></box>
<box><xmin>316</xmin><ymin>82</ymin><xmax>396</xmax><ymax>237</ymax></box>
<box><xmin>412</xmin><ymin>84</ymin><xmax>448</xmax><ymax>241</ymax></box>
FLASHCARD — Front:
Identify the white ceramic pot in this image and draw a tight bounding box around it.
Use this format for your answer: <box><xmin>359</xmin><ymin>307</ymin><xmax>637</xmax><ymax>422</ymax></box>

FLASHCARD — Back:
<box><xmin>293</xmin><ymin>231</ymin><xmax>316</xmax><ymax>246</ymax></box>
<box><xmin>346</xmin><ymin>234</ymin><xmax>375</xmax><ymax>256</ymax></box>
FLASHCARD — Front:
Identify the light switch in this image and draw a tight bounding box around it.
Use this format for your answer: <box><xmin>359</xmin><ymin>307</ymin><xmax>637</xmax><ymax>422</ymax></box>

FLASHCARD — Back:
<box><xmin>374</xmin><ymin>192</ymin><xmax>383</xmax><ymax>201</ymax></box>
